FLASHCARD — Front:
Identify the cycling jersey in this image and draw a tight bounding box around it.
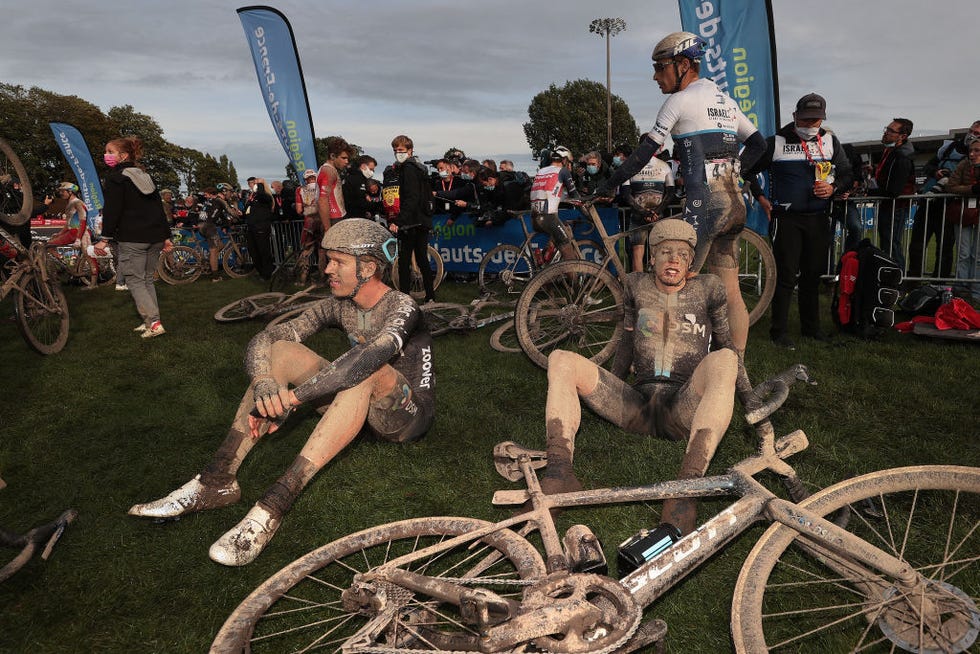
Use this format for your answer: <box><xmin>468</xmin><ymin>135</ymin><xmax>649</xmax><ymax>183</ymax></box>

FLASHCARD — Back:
<box><xmin>317</xmin><ymin>163</ymin><xmax>346</xmax><ymax>221</ymax></box>
<box><xmin>530</xmin><ymin>165</ymin><xmax>577</xmax><ymax>216</ymax></box>
<box><xmin>628</xmin><ymin>158</ymin><xmax>674</xmax><ymax>213</ymax></box>
<box><xmin>244</xmin><ymin>289</ymin><xmax>434</xmax><ymax>440</ymax></box>
<box><xmin>648</xmin><ymin>77</ymin><xmax>759</xmax><ymax>268</ymax></box>
<box><xmin>295</xmin><ymin>183</ymin><xmax>318</xmax><ymax>216</ymax></box>
<box><xmin>621</xmin><ymin>273</ymin><xmax>732</xmax><ymax>387</ymax></box>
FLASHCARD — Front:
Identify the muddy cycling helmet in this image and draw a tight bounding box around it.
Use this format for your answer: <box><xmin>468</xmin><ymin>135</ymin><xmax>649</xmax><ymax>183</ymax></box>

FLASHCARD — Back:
<box><xmin>58</xmin><ymin>181</ymin><xmax>80</xmax><ymax>194</ymax></box>
<box><xmin>216</xmin><ymin>182</ymin><xmax>233</xmax><ymax>192</ymax></box>
<box><xmin>321</xmin><ymin>218</ymin><xmax>397</xmax><ymax>269</ymax></box>
<box><xmin>648</xmin><ymin>218</ymin><xmax>697</xmax><ymax>250</ymax></box>
<box><xmin>652</xmin><ymin>31</ymin><xmax>706</xmax><ymax>62</ymax></box>
<box><xmin>303</xmin><ymin>169</ymin><xmax>317</xmax><ymax>179</ymax></box>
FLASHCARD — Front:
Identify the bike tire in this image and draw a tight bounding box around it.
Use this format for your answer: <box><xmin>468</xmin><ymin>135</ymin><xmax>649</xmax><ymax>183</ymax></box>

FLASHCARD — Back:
<box><xmin>210</xmin><ymin>516</ymin><xmax>546</xmax><ymax>654</ymax></box>
<box><xmin>489</xmin><ymin>319</ymin><xmax>521</xmax><ymax>353</ymax></box>
<box><xmin>157</xmin><ymin>245</ymin><xmax>202</xmax><ymax>285</ymax></box>
<box><xmin>268</xmin><ymin>248</ymin><xmax>314</xmax><ymax>292</ymax></box>
<box><xmin>221</xmin><ymin>239</ymin><xmax>253</xmax><ymax>278</ymax></box>
<box><xmin>0</xmin><ymin>137</ymin><xmax>31</xmax><ymax>226</ymax></box>
<box><xmin>213</xmin><ymin>292</ymin><xmax>286</xmax><ymax>323</ymax></box>
<box><xmin>264</xmin><ymin>302</ymin><xmax>320</xmax><ymax>328</ymax></box>
<box><xmin>732</xmin><ymin>465</ymin><xmax>980</xmax><ymax>653</ymax></box>
<box><xmin>478</xmin><ymin>244</ymin><xmax>533</xmax><ymax>298</ymax></box>
<box><xmin>736</xmin><ymin>229</ymin><xmax>776</xmax><ymax>327</ymax></box>
<box><xmin>15</xmin><ymin>270</ymin><xmax>69</xmax><ymax>354</ymax></box>
<box><xmin>391</xmin><ymin>245</ymin><xmax>444</xmax><ymax>300</ymax></box>
<box><xmin>421</xmin><ymin>302</ymin><xmax>468</xmax><ymax>337</ymax></box>
<box><xmin>515</xmin><ymin>260</ymin><xmax>624</xmax><ymax>370</ymax></box>
<box><xmin>574</xmin><ymin>238</ymin><xmax>607</xmax><ymax>265</ymax></box>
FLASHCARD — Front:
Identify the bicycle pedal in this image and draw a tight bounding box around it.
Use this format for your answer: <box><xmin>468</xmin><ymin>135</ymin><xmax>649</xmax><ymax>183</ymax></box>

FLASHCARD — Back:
<box><xmin>492</xmin><ymin>441</ymin><xmax>547</xmax><ymax>482</ymax></box>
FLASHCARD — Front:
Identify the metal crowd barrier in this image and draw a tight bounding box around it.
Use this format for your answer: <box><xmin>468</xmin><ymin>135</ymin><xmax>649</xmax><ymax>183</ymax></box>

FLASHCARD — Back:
<box><xmin>824</xmin><ymin>193</ymin><xmax>980</xmax><ymax>289</ymax></box>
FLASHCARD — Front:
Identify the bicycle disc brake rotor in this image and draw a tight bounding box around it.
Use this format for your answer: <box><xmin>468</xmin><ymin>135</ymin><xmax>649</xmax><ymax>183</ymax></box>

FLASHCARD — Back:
<box><xmin>875</xmin><ymin>581</ymin><xmax>979</xmax><ymax>653</ymax></box>
<box><xmin>520</xmin><ymin>572</ymin><xmax>640</xmax><ymax>653</ymax></box>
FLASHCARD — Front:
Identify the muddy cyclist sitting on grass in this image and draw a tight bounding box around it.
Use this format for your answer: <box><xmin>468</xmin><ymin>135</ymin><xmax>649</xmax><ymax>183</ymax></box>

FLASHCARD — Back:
<box><xmin>537</xmin><ymin>219</ymin><xmax>741</xmax><ymax>537</ymax></box>
<box><xmin>129</xmin><ymin>219</ymin><xmax>436</xmax><ymax>566</ymax></box>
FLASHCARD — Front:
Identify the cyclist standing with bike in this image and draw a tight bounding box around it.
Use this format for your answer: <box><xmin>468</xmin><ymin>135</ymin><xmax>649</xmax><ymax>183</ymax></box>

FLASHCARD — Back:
<box><xmin>530</xmin><ymin>147</ymin><xmax>581</xmax><ymax>263</ymax></box>
<box><xmin>597</xmin><ymin>32</ymin><xmax>767</xmax><ymax>352</ymax></box>
<box><xmin>539</xmin><ymin>219</ymin><xmax>739</xmax><ymax>536</ymax></box>
<box><xmin>129</xmin><ymin>218</ymin><xmax>435</xmax><ymax>566</ymax></box>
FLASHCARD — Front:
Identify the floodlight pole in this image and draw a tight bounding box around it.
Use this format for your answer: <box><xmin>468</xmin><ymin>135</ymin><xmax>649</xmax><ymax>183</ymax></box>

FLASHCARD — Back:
<box><xmin>589</xmin><ymin>17</ymin><xmax>627</xmax><ymax>153</ymax></box>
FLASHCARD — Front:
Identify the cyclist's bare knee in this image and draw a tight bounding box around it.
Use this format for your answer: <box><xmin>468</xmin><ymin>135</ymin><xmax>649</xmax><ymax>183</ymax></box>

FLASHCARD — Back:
<box><xmin>548</xmin><ymin>350</ymin><xmax>600</xmax><ymax>394</ymax></box>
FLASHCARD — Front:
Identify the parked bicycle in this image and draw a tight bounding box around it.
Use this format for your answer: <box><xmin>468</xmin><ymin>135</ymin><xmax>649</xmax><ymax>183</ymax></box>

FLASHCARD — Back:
<box><xmin>157</xmin><ymin>224</ymin><xmax>252</xmax><ymax>285</ymax></box>
<box><xmin>477</xmin><ymin>210</ymin><xmax>604</xmax><ymax>299</ymax></box>
<box><xmin>514</xmin><ymin>200</ymin><xmax>776</xmax><ymax>369</ymax></box>
<box><xmin>41</xmin><ymin>237</ymin><xmax>116</xmax><ymax>289</ymax></box>
<box><xmin>213</xmin><ymin>283</ymin><xmax>331</xmax><ymax>324</ymax></box>
<box><xmin>0</xmin><ymin>141</ymin><xmax>70</xmax><ymax>355</ymax></box>
<box><xmin>211</xmin><ymin>368</ymin><xmax>979</xmax><ymax>654</ymax></box>
<box><xmin>421</xmin><ymin>295</ymin><xmax>519</xmax><ymax>353</ymax></box>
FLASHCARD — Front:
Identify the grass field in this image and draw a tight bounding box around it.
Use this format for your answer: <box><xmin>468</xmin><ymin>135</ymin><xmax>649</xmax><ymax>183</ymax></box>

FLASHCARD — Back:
<box><xmin>0</xmin><ymin>273</ymin><xmax>977</xmax><ymax>653</ymax></box>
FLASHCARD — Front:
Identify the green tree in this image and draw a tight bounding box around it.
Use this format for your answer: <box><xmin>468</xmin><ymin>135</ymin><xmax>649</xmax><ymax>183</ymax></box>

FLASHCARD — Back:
<box><xmin>523</xmin><ymin>79</ymin><xmax>639</xmax><ymax>159</ymax></box>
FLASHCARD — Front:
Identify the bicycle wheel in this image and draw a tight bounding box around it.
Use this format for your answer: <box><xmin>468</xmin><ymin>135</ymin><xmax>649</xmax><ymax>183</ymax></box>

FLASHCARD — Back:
<box><xmin>268</xmin><ymin>248</ymin><xmax>313</xmax><ymax>292</ymax></box>
<box><xmin>732</xmin><ymin>465</ymin><xmax>980</xmax><ymax>654</ymax></box>
<box><xmin>214</xmin><ymin>292</ymin><xmax>286</xmax><ymax>323</ymax></box>
<box><xmin>736</xmin><ymin>229</ymin><xmax>776</xmax><ymax>327</ymax></box>
<box><xmin>574</xmin><ymin>238</ymin><xmax>606</xmax><ymax>265</ymax></box>
<box><xmin>265</xmin><ymin>302</ymin><xmax>320</xmax><ymax>328</ymax></box>
<box><xmin>421</xmin><ymin>302</ymin><xmax>468</xmax><ymax>337</ymax></box>
<box><xmin>157</xmin><ymin>245</ymin><xmax>202</xmax><ymax>285</ymax></box>
<box><xmin>515</xmin><ymin>260</ymin><xmax>624</xmax><ymax>370</ymax></box>
<box><xmin>15</xmin><ymin>270</ymin><xmax>69</xmax><ymax>354</ymax></box>
<box><xmin>221</xmin><ymin>239</ymin><xmax>253</xmax><ymax>278</ymax></box>
<box><xmin>0</xmin><ymin>137</ymin><xmax>31</xmax><ymax>226</ymax></box>
<box><xmin>489</xmin><ymin>320</ymin><xmax>521</xmax><ymax>353</ymax></box>
<box><xmin>210</xmin><ymin>516</ymin><xmax>546</xmax><ymax>653</ymax></box>
<box><xmin>478</xmin><ymin>244</ymin><xmax>533</xmax><ymax>298</ymax></box>
<box><xmin>391</xmin><ymin>245</ymin><xmax>444</xmax><ymax>300</ymax></box>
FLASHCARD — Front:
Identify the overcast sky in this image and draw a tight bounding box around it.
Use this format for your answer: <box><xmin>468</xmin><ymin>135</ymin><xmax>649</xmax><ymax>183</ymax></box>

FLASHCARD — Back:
<box><xmin>3</xmin><ymin>0</ymin><xmax>978</xmax><ymax>186</ymax></box>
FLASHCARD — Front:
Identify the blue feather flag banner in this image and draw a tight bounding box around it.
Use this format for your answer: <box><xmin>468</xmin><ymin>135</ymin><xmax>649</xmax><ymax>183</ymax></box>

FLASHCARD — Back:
<box><xmin>237</xmin><ymin>6</ymin><xmax>317</xmax><ymax>176</ymax></box>
<box><xmin>49</xmin><ymin>122</ymin><xmax>105</xmax><ymax>218</ymax></box>
<box><xmin>678</xmin><ymin>0</ymin><xmax>780</xmax><ymax>233</ymax></box>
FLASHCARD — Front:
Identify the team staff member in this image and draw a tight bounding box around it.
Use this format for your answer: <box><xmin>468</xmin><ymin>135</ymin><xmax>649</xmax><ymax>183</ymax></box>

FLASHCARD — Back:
<box><xmin>745</xmin><ymin>93</ymin><xmax>853</xmax><ymax>349</ymax></box>
<box><xmin>598</xmin><ymin>32</ymin><xmax>767</xmax><ymax>352</ymax></box>
<box><xmin>129</xmin><ymin>219</ymin><xmax>435</xmax><ymax>566</ymax></box>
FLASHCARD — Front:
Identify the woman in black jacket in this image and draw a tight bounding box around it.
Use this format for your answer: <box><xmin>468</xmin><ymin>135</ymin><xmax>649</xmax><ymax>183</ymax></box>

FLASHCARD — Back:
<box><xmin>96</xmin><ymin>136</ymin><xmax>172</xmax><ymax>338</ymax></box>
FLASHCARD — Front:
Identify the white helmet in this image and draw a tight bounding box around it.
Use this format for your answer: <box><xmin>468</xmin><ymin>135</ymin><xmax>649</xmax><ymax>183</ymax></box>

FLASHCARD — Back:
<box><xmin>652</xmin><ymin>31</ymin><xmax>706</xmax><ymax>62</ymax></box>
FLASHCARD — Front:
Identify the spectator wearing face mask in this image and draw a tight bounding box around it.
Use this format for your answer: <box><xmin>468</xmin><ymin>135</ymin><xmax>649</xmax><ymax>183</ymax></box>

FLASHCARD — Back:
<box><xmin>576</xmin><ymin>150</ymin><xmax>612</xmax><ymax>197</ymax></box>
<box><xmin>343</xmin><ymin>155</ymin><xmax>379</xmax><ymax>219</ymax></box>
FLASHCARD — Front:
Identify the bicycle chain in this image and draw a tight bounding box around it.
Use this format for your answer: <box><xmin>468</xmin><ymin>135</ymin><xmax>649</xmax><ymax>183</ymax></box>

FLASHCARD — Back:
<box><xmin>345</xmin><ymin>576</ymin><xmax>639</xmax><ymax>654</ymax></box>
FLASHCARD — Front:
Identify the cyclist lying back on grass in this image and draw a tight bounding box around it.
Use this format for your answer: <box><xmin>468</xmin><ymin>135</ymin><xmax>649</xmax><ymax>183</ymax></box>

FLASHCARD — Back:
<box><xmin>129</xmin><ymin>219</ymin><xmax>436</xmax><ymax>566</ymax></box>
<box><xmin>540</xmin><ymin>219</ymin><xmax>740</xmax><ymax>536</ymax></box>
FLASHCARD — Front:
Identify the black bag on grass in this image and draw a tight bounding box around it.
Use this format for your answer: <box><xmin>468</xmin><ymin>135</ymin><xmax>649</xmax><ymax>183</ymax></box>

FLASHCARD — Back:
<box><xmin>832</xmin><ymin>238</ymin><xmax>903</xmax><ymax>338</ymax></box>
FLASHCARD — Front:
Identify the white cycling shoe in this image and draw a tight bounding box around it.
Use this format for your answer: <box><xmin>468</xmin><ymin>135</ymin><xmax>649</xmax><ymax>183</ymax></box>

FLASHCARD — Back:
<box><xmin>128</xmin><ymin>475</ymin><xmax>240</xmax><ymax>519</ymax></box>
<box><xmin>208</xmin><ymin>505</ymin><xmax>281</xmax><ymax>567</ymax></box>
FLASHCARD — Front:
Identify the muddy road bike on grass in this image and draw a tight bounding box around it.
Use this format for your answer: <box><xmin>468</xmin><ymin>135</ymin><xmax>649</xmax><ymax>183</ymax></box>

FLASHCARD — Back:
<box><xmin>211</xmin><ymin>367</ymin><xmax>979</xmax><ymax>653</ymax></box>
<box><xmin>0</xmin><ymin>139</ymin><xmax>70</xmax><ymax>354</ymax></box>
<box><xmin>214</xmin><ymin>283</ymin><xmax>331</xmax><ymax>325</ymax></box>
<box><xmin>421</xmin><ymin>295</ymin><xmax>522</xmax><ymax>353</ymax></box>
<box><xmin>514</xmin><ymin>200</ymin><xmax>776</xmax><ymax>369</ymax></box>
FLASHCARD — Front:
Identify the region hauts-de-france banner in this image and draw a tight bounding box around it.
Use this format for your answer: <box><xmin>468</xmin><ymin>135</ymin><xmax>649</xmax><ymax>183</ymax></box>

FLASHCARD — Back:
<box><xmin>678</xmin><ymin>0</ymin><xmax>780</xmax><ymax>234</ymax></box>
<box><xmin>49</xmin><ymin>122</ymin><xmax>105</xmax><ymax>219</ymax></box>
<box><xmin>237</xmin><ymin>6</ymin><xmax>317</xmax><ymax>178</ymax></box>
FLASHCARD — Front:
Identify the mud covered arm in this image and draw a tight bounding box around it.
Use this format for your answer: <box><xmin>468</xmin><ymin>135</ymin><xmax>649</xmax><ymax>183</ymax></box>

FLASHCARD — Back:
<box><xmin>611</xmin><ymin>328</ymin><xmax>634</xmax><ymax>380</ymax></box>
<box><xmin>291</xmin><ymin>302</ymin><xmax>422</xmax><ymax>404</ymax></box>
<box><xmin>244</xmin><ymin>301</ymin><xmax>338</xmax><ymax>385</ymax></box>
